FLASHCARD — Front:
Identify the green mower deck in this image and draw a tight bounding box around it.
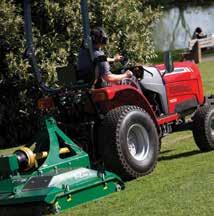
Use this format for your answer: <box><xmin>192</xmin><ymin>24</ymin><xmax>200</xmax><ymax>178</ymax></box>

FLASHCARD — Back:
<box><xmin>0</xmin><ymin>117</ymin><xmax>124</xmax><ymax>215</ymax></box>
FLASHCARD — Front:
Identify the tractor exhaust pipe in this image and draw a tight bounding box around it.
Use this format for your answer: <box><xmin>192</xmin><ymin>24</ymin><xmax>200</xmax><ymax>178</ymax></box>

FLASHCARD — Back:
<box><xmin>23</xmin><ymin>0</ymin><xmax>61</xmax><ymax>93</ymax></box>
<box><xmin>164</xmin><ymin>51</ymin><xmax>174</xmax><ymax>73</ymax></box>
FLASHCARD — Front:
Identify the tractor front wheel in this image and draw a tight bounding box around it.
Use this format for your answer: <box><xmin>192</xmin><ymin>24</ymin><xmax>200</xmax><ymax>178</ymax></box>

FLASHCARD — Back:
<box><xmin>192</xmin><ymin>104</ymin><xmax>214</xmax><ymax>151</ymax></box>
<box><xmin>98</xmin><ymin>106</ymin><xmax>159</xmax><ymax>180</ymax></box>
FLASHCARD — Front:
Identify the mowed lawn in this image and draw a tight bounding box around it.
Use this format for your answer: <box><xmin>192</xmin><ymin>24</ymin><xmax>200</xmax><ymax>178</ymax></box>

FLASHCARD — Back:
<box><xmin>61</xmin><ymin>61</ymin><xmax>214</xmax><ymax>216</ymax></box>
<box><xmin>0</xmin><ymin>61</ymin><xmax>214</xmax><ymax>216</ymax></box>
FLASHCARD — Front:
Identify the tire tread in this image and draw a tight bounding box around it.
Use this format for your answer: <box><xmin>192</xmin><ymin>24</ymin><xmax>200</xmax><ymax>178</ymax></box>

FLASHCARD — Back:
<box><xmin>98</xmin><ymin>105</ymin><xmax>159</xmax><ymax>179</ymax></box>
<box><xmin>192</xmin><ymin>104</ymin><xmax>214</xmax><ymax>151</ymax></box>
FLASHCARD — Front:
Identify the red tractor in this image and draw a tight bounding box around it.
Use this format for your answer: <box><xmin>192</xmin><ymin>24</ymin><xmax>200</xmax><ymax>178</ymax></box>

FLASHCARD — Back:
<box><xmin>1</xmin><ymin>1</ymin><xmax>214</xmax><ymax>214</ymax></box>
<box><xmin>63</xmin><ymin>58</ymin><xmax>213</xmax><ymax>180</ymax></box>
<box><xmin>18</xmin><ymin>0</ymin><xmax>214</xmax><ymax>181</ymax></box>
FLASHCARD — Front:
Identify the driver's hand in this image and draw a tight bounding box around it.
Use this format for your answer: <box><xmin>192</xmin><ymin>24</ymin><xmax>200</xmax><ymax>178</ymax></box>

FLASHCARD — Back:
<box><xmin>114</xmin><ymin>54</ymin><xmax>124</xmax><ymax>62</ymax></box>
<box><xmin>125</xmin><ymin>70</ymin><xmax>133</xmax><ymax>78</ymax></box>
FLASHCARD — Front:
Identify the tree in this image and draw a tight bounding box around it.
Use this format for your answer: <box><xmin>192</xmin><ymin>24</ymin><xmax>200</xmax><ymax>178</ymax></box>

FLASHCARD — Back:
<box><xmin>0</xmin><ymin>0</ymin><xmax>161</xmax><ymax>83</ymax></box>
<box><xmin>0</xmin><ymin>0</ymin><xmax>25</xmax><ymax>79</ymax></box>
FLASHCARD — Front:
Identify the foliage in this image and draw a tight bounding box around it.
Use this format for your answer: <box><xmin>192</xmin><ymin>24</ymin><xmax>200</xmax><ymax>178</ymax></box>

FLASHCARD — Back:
<box><xmin>0</xmin><ymin>0</ymin><xmax>161</xmax><ymax>83</ymax></box>
<box><xmin>30</xmin><ymin>0</ymin><xmax>82</xmax><ymax>83</ymax></box>
<box><xmin>0</xmin><ymin>0</ymin><xmax>161</xmax><ymax>147</ymax></box>
<box><xmin>0</xmin><ymin>77</ymin><xmax>41</xmax><ymax>147</ymax></box>
<box><xmin>0</xmin><ymin>0</ymin><xmax>27</xmax><ymax>80</ymax></box>
<box><xmin>92</xmin><ymin>0</ymin><xmax>161</xmax><ymax>62</ymax></box>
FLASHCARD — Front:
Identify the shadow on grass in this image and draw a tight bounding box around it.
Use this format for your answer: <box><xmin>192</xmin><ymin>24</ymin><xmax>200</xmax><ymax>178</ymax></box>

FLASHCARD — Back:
<box><xmin>158</xmin><ymin>150</ymin><xmax>201</xmax><ymax>161</ymax></box>
<box><xmin>160</xmin><ymin>149</ymin><xmax>176</xmax><ymax>155</ymax></box>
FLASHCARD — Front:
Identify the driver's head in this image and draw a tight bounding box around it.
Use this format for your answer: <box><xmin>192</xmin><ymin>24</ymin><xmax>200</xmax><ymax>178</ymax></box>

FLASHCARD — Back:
<box><xmin>91</xmin><ymin>27</ymin><xmax>108</xmax><ymax>46</ymax></box>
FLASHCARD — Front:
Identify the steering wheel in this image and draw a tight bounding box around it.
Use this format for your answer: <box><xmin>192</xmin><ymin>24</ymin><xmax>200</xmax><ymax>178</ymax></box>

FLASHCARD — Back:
<box><xmin>120</xmin><ymin>76</ymin><xmax>141</xmax><ymax>90</ymax></box>
<box><xmin>120</xmin><ymin>57</ymin><xmax>131</xmax><ymax>73</ymax></box>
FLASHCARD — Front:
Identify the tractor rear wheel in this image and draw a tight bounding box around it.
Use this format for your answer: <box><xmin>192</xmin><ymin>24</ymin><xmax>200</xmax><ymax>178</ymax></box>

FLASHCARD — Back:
<box><xmin>98</xmin><ymin>105</ymin><xmax>159</xmax><ymax>180</ymax></box>
<box><xmin>192</xmin><ymin>104</ymin><xmax>214</xmax><ymax>151</ymax></box>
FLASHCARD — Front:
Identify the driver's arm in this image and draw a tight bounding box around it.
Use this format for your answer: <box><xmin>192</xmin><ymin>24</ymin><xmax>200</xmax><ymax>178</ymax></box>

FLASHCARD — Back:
<box><xmin>107</xmin><ymin>54</ymin><xmax>124</xmax><ymax>63</ymax></box>
<box><xmin>103</xmin><ymin>70</ymin><xmax>133</xmax><ymax>83</ymax></box>
<box><xmin>98</xmin><ymin>55</ymin><xmax>132</xmax><ymax>83</ymax></box>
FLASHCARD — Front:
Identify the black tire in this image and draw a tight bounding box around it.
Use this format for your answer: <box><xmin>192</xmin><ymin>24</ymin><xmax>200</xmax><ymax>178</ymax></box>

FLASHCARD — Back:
<box><xmin>98</xmin><ymin>105</ymin><xmax>159</xmax><ymax>180</ymax></box>
<box><xmin>192</xmin><ymin>104</ymin><xmax>214</xmax><ymax>151</ymax></box>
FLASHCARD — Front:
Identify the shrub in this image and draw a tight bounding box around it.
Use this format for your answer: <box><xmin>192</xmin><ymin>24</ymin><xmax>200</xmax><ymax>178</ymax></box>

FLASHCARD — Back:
<box><xmin>0</xmin><ymin>0</ymin><xmax>161</xmax><ymax>83</ymax></box>
<box><xmin>0</xmin><ymin>0</ymin><xmax>26</xmax><ymax>80</ymax></box>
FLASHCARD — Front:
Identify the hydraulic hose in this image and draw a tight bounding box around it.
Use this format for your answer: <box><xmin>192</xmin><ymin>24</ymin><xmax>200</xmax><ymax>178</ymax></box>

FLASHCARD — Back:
<box><xmin>24</xmin><ymin>0</ymin><xmax>61</xmax><ymax>94</ymax></box>
<box><xmin>80</xmin><ymin>0</ymin><xmax>94</xmax><ymax>62</ymax></box>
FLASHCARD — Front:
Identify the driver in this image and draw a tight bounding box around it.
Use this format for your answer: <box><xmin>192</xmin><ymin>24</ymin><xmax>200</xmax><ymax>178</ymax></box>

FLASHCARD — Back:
<box><xmin>77</xmin><ymin>27</ymin><xmax>133</xmax><ymax>87</ymax></box>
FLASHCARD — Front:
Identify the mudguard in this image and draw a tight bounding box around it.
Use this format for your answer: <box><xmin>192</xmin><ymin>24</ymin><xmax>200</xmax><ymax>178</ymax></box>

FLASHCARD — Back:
<box><xmin>92</xmin><ymin>85</ymin><xmax>159</xmax><ymax>131</ymax></box>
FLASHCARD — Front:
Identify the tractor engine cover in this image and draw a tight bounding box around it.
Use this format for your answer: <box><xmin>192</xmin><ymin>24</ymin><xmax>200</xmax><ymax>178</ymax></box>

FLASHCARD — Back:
<box><xmin>141</xmin><ymin>61</ymin><xmax>204</xmax><ymax>116</ymax></box>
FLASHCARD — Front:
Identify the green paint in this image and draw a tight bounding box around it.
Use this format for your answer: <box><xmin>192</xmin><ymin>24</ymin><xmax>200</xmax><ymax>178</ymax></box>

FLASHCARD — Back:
<box><xmin>0</xmin><ymin>117</ymin><xmax>124</xmax><ymax>214</ymax></box>
<box><xmin>0</xmin><ymin>154</ymin><xmax>19</xmax><ymax>176</ymax></box>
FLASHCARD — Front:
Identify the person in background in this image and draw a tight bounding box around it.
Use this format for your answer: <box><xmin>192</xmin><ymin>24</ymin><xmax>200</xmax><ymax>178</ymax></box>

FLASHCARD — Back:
<box><xmin>192</xmin><ymin>27</ymin><xmax>207</xmax><ymax>39</ymax></box>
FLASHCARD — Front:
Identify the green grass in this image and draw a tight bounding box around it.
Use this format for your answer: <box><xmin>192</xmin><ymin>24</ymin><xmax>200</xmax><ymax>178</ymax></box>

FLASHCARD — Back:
<box><xmin>199</xmin><ymin>61</ymin><xmax>214</xmax><ymax>94</ymax></box>
<box><xmin>66</xmin><ymin>135</ymin><xmax>214</xmax><ymax>216</ymax></box>
<box><xmin>152</xmin><ymin>49</ymin><xmax>184</xmax><ymax>64</ymax></box>
<box><xmin>61</xmin><ymin>133</ymin><xmax>214</xmax><ymax>216</ymax></box>
<box><xmin>152</xmin><ymin>49</ymin><xmax>214</xmax><ymax>65</ymax></box>
<box><xmin>1</xmin><ymin>61</ymin><xmax>214</xmax><ymax>216</ymax></box>
<box><xmin>60</xmin><ymin>60</ymin><xmax>214</xmax><ymax>216</ymax></box>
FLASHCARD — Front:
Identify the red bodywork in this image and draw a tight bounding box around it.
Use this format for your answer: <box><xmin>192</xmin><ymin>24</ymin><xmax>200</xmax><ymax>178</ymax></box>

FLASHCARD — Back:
<box><xmin>91</xmin><ymin>61</ymin><xmax>204</xmax><ymax>129</ymax></box>
<box><xmin>156</xmin><ymin>61</ymin><xmax>204</xmax><ymax>114</ymax></box>
<box><xmin>92</xmin><ymin>85</ymin><xmax>158</xmax><ymax>127</ymax></box>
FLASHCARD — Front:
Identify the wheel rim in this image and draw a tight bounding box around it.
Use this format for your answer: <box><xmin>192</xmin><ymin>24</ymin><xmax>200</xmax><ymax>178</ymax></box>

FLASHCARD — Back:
<box><xmin>210</xmin><ymin>116</ymin><xmax>214</xmax><ymax>137</ymax></box>
<box><xmin>127</xmin><ymin>123</ymin><xmax>150</xmax><ymax>161</ymax></box>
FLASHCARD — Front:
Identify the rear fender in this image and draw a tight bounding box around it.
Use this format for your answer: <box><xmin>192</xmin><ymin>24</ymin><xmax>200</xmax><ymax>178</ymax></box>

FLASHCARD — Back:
<box><xmin>92</xmin><ymin>86</ymin><xmax>159</xmax><ymax>131</ymax></box>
